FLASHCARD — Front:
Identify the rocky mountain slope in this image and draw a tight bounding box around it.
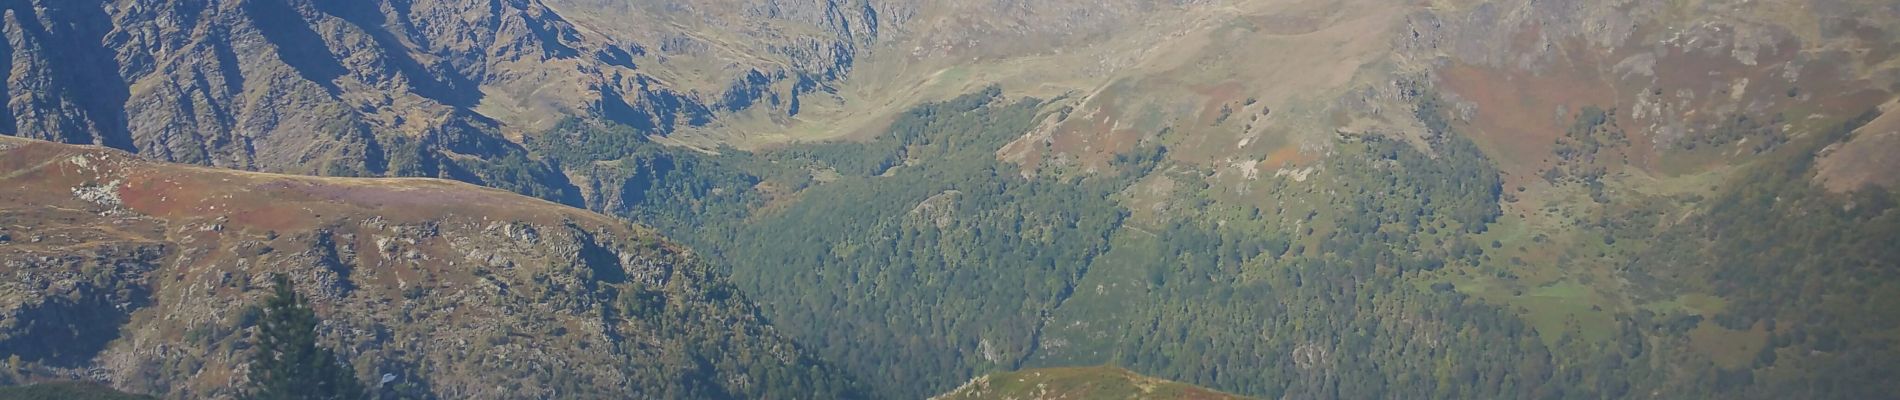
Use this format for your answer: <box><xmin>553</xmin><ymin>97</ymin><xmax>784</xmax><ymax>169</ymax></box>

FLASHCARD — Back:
<box><xmin>0</xmin><ymin>0</ymin><xmax>877</xmax><ymax>182</ymax></box>
<box><xmin>0</xmin><ymin>136</ymin><xmax>859</xmax><ymax>399</ymax></box>
<box><xmin>931</xmin><ymin>367</ymin><xmax>1245</xmax><ymax>400</ymax></box>
<box><xmin>5</xmin><ymin>1</ymin><xmax>1895</xmax><ymax>184</ymax></box>
<box><xmin>2</xmin><ymin>1</ymin><xmax>1898</xmax><ymax>399</ymax></box>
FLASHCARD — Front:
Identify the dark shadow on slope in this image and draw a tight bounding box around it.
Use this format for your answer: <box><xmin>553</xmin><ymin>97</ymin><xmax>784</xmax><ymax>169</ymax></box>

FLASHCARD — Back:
<box><xmin>576</xmin><ymin>230</ymin><xmax>628</xmax><ymax>285</ymax></box>
<box><xmin>0</xmin><ymin>264</ymin><xmax>156</xmax><ymax>368</ymax></box>
<box><xmin>720</xmin><ymin>69</ymin><xmax>774</xmax><ymax>112</ymax></box>
<box><xmin>0</xmin><ymin>1</ymin><xmax>136</xmax><ymax>151</ymax></box>
<box><xmin>313</xmin><ymin>1</ymin><xmax>484</xmax><ymax>108</ymax></box>
<box><xmin>245</xmin><ymin>0</ymin><xmax>345</xmax><ymax>94</ymax></box>
<box><xmin>207</xmin><ymin>38</ymin><xmax>247</xmax><ymax>119</ymax></box>
<box><xmin>594</xmin><ymin>44</ymin><xmax>643</xmax><ymax>70</ymax></box>
<box><xmin>597</xmin><ymin>86</ymin><xmax>659</xmax><ymax>133</ymax></box>
<box><xmin>516</xmin><ymin>3</ymin><xmax>580</xmax><ymax>60</ymax></box>
<box><xmin>0</xmin><ymin>294</ymin><xmax>142</xmax><ymax>367</ymax></box>
<box><xmin>598</xmin><ymin>78</ymin><xmax>715</xmax><ymax>136</ymax></box>
<box><xmin>0</xmin><ymin>16</ymin><xmax>18</xmax><ymax>135</ymax></box>
<box><xmin>427</xmin><ymin>120</ymin><xmax>586</xmax><ymax>207</ymax></box>
<box><xmin>60</xmin><ymin>0</ymin><xmax>136</xmax><ymax>151</ymax></box>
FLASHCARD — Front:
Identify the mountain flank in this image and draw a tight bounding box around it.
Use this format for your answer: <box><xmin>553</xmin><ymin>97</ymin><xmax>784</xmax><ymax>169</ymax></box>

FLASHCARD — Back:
<box><xmin>0</xmin><ymin>135</ymin><xmax>860</xmax><ymax>399</ymax></box>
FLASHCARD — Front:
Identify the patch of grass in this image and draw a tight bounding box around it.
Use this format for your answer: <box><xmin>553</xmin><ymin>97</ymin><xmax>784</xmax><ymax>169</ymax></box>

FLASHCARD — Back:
<box><xmin>1689</xmin><ymin>322</ymin><xmax>1769</xmax><ymax>369</ymax></box>
<box><xmin>1521</xmin><ymin>281</ymin><xmax>1616</xmax><ymax>343</ymax></box>
<box><xmin>940</xmin><ymin>367</ymin><xmax>1247</xmax><ymax>400</ymax></box>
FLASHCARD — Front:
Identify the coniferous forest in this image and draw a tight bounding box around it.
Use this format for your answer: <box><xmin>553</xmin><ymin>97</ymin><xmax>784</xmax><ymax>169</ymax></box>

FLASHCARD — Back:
<box><xmin>500</xmin><ymin>88</ymin><xmax>1900</xmax><ymax>399</ymax></box>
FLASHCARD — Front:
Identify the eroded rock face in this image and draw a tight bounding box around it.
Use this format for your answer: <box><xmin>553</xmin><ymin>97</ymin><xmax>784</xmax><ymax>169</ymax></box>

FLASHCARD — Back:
<box><xmin>0</xmin><ymin>0</ymin><xmax>1248</xmax><ymax>174</ymax></box>
<box><xmin>1</xmin><ymin>0</ymin><xmax>133</xmax><ymax>150</ymax></box>
<box><xmin>4</xmin><ymin>1</ymin><xmax>1894</xmax><ymax>190</ymax></box>
<box><xmin>0</xmin><ymin>0</ymin><xmax>875</xmax><ymax>177</ymax></box>
<box><xmin>0</xmin><ymin>136</ymin><xmax>854</xmax><ymax>399</ymax></box>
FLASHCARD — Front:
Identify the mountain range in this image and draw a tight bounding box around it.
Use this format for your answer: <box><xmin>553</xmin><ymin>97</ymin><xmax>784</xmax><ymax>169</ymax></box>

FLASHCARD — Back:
<box><xmin>2</xmin><ymin>0</ymin><xmax>1898</xmax><ymax>399</ymax></box>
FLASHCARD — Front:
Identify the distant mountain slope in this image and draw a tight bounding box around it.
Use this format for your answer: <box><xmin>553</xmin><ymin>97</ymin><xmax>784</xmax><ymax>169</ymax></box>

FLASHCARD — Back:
<box><xmin>931</xmin><ymin>367</ymin><xmax>1245</xmax><ymax>400</ymax></box>
<box><xmin>0</xmin><ymin>136</ymin><xmax>861</xmax><ymax>399</ymax></box>
<box><xmin>3</xmin><ymin>1</ymin><xmax>1894</xmax><ymax>183</ymax></box>
<box><xmin>579</xmin><ymin>59</ymin><xmax>1900</xmax><ymax>400</ymax></box>
<box><xmin>0</xmin><ymin>0</ymin><xmax>874</xmax><ymax>184</ymax></box>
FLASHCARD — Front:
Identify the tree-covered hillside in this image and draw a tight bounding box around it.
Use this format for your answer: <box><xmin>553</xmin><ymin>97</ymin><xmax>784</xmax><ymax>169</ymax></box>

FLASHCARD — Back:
<box><xmin>3</xmin><ymin>1</ymin><xmax>1897</xmax><ymax>399</ymax></box>
<box><xmin>528</xmin><ymin>86</ymin><xmax>1900</xmax><ymax>399</ymax></box>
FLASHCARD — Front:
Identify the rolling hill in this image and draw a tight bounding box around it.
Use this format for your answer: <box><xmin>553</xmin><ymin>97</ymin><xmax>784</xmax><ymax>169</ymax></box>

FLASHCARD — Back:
<box><xmin>0</xmin><ymin>136</ymin><xmax>860</xmax><ymax>398</ymax></box>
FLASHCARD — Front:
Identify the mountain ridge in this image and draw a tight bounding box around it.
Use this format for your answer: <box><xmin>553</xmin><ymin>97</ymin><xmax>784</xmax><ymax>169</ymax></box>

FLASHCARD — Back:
<box><xmin>0</xmin><ymin>1</ymin><xmax>1897</xmax><ymax>399</ymax></box>
<box><xmin>0</xmin><ymin>135</ymin><xmax>861</xmax><ymax>399</ymax></box>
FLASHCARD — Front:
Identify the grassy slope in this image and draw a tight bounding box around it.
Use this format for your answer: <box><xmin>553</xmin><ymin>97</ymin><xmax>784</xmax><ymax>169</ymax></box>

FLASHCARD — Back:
<box><xmin>932</xmin><ymin>367</ymin><xmax>1247</xmax><ymax>400</ymax></box>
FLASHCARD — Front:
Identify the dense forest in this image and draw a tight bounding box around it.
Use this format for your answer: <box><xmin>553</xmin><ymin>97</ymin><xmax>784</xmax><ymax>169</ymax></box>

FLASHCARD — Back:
<box><xmin>1624</xmin><ymin>111</ymin><xmax>1900</xmax><ymax>398</ymax></box>
<box><xmin>508</xmin><ymin>86</ymin><xmax>1900</xmax><ymax>399</ymax></box>
<box><xmin>522</xmin><ymin>89</ymin><xmax>1132</xmax><ymax>396</ymax></box>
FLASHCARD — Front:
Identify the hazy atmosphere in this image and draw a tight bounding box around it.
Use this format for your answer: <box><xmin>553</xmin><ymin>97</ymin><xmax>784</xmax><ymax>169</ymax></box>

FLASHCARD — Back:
<box><xmin>1</xmin><ymin>0</ymin><xmax>1897</xmax><ymax>399</ymax></box>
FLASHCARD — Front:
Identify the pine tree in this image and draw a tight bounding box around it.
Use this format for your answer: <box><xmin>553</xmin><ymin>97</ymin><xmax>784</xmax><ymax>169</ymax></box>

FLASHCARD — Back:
<box><xmin>248</xmin><ymin>276</ymin><xmax>364</xmax><ymax>400</ymax></box>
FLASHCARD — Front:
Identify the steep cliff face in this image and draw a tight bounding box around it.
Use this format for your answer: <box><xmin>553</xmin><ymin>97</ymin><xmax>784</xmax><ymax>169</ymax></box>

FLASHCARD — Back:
<box><xmin>0</xmin><ymin>0</ymin><xmax>1260</xmax><ymax>165</ymax></box>
<box><xmin>0</xmin><ymin>0</ymin><xmax>1317</xmax><ymax>197</ymax></box>
<box><xmin>0</xmin><ymin>0</ymin><xmax>877</xmax><ymax>179</ymax></box>
<box><xmin>0</xmin><ymin>136</ymin><xmax>859</xmax><ymax>399</ymax></box>
<box><xmin>1</xmin><ymin>0</ymin><xmax>133</xmax><ymax>150</ymax></box>
<box><xmin>6</xmin><ymin>1</ymin><xmax>1893</xmax><ymax>185</ymax></box>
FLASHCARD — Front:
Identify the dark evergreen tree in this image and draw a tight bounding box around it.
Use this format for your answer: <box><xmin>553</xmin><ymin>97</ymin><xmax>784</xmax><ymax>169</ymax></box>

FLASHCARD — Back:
<box><xmin>248</xmin><ymin>276</ymin><xmax>365</xmax><ymax>400</ymax></box>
